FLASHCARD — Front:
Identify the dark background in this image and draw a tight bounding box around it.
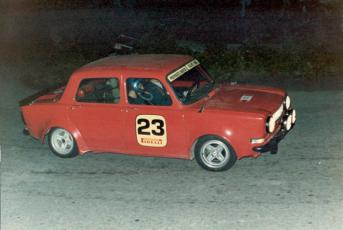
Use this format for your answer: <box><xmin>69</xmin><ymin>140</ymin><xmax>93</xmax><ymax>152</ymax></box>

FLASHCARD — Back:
<box><xmin>2</xmin><ymin>0</ymin><xmax>342</xmax><ymax>90</ymax></box>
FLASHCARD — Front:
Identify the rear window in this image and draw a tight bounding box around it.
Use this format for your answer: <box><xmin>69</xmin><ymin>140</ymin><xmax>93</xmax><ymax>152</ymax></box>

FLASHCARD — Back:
<box><xmin>75</xmin><ymin>78</ymin><xmax>120</xmax><ymax>104</ymax></box>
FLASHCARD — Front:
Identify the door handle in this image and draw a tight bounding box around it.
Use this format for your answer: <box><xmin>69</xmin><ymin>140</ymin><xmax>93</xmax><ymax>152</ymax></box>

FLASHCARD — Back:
<box><xmin>71</xmin><ymin>105</ymin><xmax>81</xmax><ymax>110</ymax></box>
<box><xmin>128</xmin><ymin>107</ymin><xmax>139</xmax><ymax>111</ymax></box>
<box><xmin>122</xmin><ymin>107</ymin><xmax>138</xmax><ymax>112</ymax></box>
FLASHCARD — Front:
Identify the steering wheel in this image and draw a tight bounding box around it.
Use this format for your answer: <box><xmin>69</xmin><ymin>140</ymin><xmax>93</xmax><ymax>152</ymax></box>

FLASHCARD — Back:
<box><xmin>184</xmin><ymin>81</ymin><xmax>200</xmax><ymax>101</ymax></box>
<box><xmin>137</xmin><ymin>91</ymin><xmax>154</xmax><ymax>101</ymax></box>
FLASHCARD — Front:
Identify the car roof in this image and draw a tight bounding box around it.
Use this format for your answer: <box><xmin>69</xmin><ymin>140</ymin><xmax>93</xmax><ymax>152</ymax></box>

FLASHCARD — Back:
<box><xmin>74</xmin><ymin>54</ymin><xmax>194</xmax><ymax>79</ymax></box>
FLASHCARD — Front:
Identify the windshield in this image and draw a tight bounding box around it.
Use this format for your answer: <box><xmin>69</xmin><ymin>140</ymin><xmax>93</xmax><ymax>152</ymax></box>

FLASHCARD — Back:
<box><xmin>168</xmin><ymin>65</ymin><xmax>215</xmax><ymax>105</ymax></box>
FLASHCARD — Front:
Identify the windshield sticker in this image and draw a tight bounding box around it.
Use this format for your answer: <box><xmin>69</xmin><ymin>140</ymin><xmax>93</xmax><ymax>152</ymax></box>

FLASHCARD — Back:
<box><xmin>167</xmin><ymin>59</ymin><xmax>200</xmax><ymax>82</ymax></box>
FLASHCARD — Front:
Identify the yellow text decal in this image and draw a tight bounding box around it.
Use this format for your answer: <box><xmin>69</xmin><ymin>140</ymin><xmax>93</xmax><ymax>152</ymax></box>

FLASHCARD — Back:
<box><xmin>167</xmin><ymin>59</ymin><xmax>200</xmax><ymax>82</ymax></box>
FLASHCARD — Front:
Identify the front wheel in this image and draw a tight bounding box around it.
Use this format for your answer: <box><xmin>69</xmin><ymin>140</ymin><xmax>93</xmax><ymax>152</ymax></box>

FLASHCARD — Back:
<box><xmin>48</xmin><ymin>128</ymin><xmax>78</xmax><ymax>158</ymax></box>
<box><xmin>195</xmin><ymin>136</ymin><xmax>237</xmax><ymax>171</ymax></box>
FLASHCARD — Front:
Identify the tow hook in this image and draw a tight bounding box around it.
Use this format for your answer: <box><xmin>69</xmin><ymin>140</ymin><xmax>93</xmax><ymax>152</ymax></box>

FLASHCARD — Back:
<box><xmin>23</xmin><ymin>128</ymin><xmax>29</xmax><ymax>136</ymax></box>
<box><xmin>270</xmin><ymin>145</ymin><xmax>278</xmax><ymax>154</ymax></box>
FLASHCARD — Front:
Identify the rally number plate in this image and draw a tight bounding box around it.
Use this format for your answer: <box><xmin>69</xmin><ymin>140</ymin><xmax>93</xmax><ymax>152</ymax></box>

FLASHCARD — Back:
<box><xmin>136</xmin><ymin>115</ymin><xmax>167</xmax><ymax>147</ymax></box>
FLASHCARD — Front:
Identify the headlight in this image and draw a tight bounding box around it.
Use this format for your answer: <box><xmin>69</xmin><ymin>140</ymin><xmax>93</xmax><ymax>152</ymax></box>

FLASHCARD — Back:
<box><xmin>266</xmin><ymin>116</ymin><xmax>276</xmax><ymax>133</ymax></box>
<box><xmin>284</xmin><ymin>96</ymin><xmax>291</xmax><ymax>109</ymax></box>
<box><xmin>291</xmin><ymin>109</ymin><xmax>296</xmax><ymax>124</ymax></box>
<box><xmin>283</xmin><ymin>115</ymin><xmax>292</xmax><ymax>131</ymax></box>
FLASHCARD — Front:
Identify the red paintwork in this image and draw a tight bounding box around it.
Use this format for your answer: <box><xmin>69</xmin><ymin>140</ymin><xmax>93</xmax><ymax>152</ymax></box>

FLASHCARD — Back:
<box><xmin>20</xmin><ymin>54</ymin><xmax>287</xmax><ymax>160</ymax></box>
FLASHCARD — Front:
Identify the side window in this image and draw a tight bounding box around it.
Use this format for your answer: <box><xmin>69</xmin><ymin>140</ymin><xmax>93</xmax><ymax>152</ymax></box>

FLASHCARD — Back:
<box><xmin>76</xmin><ymin>78</ymin><xmax>120</xmax><ymax>104</ymax></box>
<box><xmin>126</xmin><ymin>78</ymin><xmax>172</xmax><ymax>106</ymax></box>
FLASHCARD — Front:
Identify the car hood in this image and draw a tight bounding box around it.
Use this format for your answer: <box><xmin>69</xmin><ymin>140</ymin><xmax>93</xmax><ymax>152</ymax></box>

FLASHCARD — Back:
<box><xmin>204</xmin><ymin>84</ymin><xmax>285</xmax><ymax>114</ymax></box>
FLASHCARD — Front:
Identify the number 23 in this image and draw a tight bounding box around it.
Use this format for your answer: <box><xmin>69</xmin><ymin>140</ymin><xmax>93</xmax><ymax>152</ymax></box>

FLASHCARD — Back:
<box><xmin>137</xmin><ymin>118</ymin><xmax>165</xmax><ymax>136</ymax></box>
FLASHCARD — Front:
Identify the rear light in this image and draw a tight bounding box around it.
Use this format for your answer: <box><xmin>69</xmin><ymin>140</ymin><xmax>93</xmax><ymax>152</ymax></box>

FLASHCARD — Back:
<box><xmin>20</xmin><ymin>112</ymin><xmax>26</xmax><ymax>125</ymax></box>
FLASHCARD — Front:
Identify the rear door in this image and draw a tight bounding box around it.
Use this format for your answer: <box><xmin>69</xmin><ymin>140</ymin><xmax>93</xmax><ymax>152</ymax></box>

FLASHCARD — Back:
<box><xmin>68</xmin><ymin>77</ymin><xmax>126</xmax><ymax>152</ymax></box>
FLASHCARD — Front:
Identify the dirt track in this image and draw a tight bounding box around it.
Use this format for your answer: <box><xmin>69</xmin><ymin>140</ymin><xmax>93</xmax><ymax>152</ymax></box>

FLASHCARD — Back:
<box><xmin>1</xmin><ymin>59</ymin><xmax>343</xmax><ymax>230</ymax></box>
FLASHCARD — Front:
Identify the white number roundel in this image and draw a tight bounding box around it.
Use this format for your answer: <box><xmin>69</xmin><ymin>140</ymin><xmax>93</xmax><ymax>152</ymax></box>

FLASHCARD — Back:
<box><xmin>136</xmin><ymin>115</ymin><xmax>167</xmax><ymax>147</ymax></box>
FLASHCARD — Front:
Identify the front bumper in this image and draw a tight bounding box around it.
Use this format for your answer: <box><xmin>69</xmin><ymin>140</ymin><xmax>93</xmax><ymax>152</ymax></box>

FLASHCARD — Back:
<box><xmin>253</xmin><ymin>108</ymin><xmax>296</xmax><ymax>154</ymax></box>
<box><xmin>253</xmin><ymin>127</ymin><xmax>292</xmax><ymax>154</ymax></box>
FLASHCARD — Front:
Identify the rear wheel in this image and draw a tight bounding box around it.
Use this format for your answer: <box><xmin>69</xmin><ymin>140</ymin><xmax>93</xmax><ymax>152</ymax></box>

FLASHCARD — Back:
<box><xmin>195</xmin><ymin>136</ymin><xmax>237</xmax><ymax>171</ymax></box>
<box><xmin>48</xmin><ymin>128</ymin><xmax>78</xmax><ymax>158</ymax></box>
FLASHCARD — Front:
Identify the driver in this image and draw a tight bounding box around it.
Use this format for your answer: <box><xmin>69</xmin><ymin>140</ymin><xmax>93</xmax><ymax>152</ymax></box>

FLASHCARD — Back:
<box><xmin>127</xmin><ymin>78</ymin><xmax>170</xmax><ymax>105</ymax></box>
<box><xmin>127</xmin><ymin>79</ymin><xmax>146</xmax><ymax>104</ymax></box>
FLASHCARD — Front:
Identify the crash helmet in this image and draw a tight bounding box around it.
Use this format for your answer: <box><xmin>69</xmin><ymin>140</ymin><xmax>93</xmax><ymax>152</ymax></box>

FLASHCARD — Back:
<box><xmin>126</xmin><ymin>78</ymin><xmax>137</xmax><ymax>89</ymax></box>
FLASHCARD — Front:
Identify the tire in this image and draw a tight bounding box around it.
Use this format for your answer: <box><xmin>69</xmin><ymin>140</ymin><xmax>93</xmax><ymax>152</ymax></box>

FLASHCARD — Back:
<box><xmin>194</xmin><ymin>135</ymin><xmax>237</xmax><ymax>172</ymax></box>
<box><xmin>48</xmin><ymin>128</ymin><xmax>78</xmax><ymax>158</ymax></box>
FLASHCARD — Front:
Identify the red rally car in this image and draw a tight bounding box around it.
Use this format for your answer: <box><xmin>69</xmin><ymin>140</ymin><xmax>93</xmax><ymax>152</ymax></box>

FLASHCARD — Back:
<box><xmin>20</xmin><ymin>54</ymin><xmax>296</xmax><ymax>171</ymax></box>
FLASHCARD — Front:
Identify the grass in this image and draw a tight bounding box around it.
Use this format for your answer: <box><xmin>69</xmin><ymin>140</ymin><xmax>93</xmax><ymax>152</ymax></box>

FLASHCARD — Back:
<box><xmin>197</xmin><ymin>44</ymin><xmax>341</xmax><ymax>82</ymax></box>
<box><xmin>17</xmin><ymin>40</ymin><xmax>342</xmax><ymax>89</ymax></box>
<box><xmin>138</xmin><ymin>39</ymin><xmax>342</xmax><ymax>86</ymax></box>
<box><xmin>18</xmin><ymin>44</ymin><xmax>109</xmax><ymax>89</ymax></box>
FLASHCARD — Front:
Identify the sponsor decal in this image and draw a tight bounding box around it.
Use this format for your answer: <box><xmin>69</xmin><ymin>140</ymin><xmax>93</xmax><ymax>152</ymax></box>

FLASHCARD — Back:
<box><xmin>136</xmin><ymin>115</ymin><xmax>167</xmax><ymax>147</ymax></box>
<box><xmin>167</xmin><ymin>59</ymin><xmax>200</xmax><ymax>82</ymax></box>
<box><xmin>240</xmin><ymin>95</ymin><xmax>253</xmax><ymax>102</ymax></box>
<box><xmin>140</xmin><ymin>137</ymin><xmax>163</xmax><ymax>145</ymax></box>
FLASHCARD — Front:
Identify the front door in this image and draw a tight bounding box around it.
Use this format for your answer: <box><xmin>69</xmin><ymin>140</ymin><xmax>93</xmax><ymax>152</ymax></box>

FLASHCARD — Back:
<box><xmin>124</xmin><ymin>77</ymin><xmax>187</xmax><ymax>158</ymax></box>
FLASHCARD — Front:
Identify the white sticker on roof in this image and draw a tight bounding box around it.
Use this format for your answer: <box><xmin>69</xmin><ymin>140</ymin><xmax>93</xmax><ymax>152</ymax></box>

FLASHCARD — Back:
<box><xmin>167</xmin><ymin>59</ymin><xmax>200</xmax><ymax>82</ymax></box>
